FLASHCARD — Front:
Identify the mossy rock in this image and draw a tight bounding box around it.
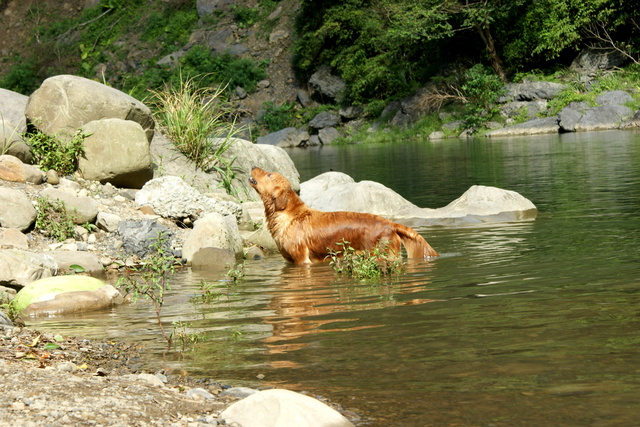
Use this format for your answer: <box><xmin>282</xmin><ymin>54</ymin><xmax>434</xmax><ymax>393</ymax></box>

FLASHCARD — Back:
<box><xmin>12</xmin><ymin>276</ymin><xmax>107</xmax><ymax>314</ymax></box>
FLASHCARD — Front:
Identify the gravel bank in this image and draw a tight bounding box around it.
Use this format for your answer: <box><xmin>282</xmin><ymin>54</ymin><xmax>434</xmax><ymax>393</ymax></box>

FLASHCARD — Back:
<box><xmin>0</xmin><ymin>326</ymin><xmax>245</xmax><ymax>426</ymax></box>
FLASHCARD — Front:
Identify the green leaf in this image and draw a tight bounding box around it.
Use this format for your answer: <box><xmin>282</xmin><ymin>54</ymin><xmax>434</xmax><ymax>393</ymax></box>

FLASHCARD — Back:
<box><xmin>69</xmin><ymin>264</ymin><xmax>86</xmax><ymax>273</ymax></box>
<box><xmin>43</xmin><ymin>343</ymin><xmax>61</xmax><ymax>350</ymax></box>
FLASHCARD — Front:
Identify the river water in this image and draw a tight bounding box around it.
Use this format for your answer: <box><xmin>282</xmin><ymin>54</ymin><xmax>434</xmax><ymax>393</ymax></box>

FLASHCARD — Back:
<box><xmin>32</xmin><ymin>130</ymin><xmax>640</xmax><ymax>426</ymax></box>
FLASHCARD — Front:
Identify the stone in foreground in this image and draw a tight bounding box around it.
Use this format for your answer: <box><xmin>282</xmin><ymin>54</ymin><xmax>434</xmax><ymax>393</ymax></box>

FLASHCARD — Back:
<box><xmin>220</xmin><ymin>388</ymin><xmax>354</xmax><ymax>427</ymax></box>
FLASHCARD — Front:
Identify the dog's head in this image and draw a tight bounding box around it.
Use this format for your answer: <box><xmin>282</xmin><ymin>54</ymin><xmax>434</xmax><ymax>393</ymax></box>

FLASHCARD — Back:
<box><xmin>249</xmin><ymin>167</ymin><xmax>292</xmax><ymax>211</ymax></box>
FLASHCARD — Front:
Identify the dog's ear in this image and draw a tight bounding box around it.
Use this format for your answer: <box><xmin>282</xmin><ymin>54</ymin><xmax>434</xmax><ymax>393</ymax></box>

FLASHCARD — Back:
<box><xmin>273</xmin><ymin>190</ymin><xmax>288</xmax><ymax>211</ymax></box>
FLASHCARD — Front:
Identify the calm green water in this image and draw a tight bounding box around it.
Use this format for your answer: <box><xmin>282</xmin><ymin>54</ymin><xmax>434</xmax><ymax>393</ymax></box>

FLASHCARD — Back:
<box><xmin>32</xmin><ymin>130</ymin><xmax>640</xmax><ymax>426</ymax></box>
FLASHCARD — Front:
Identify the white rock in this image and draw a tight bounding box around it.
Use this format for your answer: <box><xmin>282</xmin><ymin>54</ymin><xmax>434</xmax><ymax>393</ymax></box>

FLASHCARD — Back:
<box><xmin>220</xmin><ymin>389</ymin><xmax>354</xmax><ymax>427</ymax></box>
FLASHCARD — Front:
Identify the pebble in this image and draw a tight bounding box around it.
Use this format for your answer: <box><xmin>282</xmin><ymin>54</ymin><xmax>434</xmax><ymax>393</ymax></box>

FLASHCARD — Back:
<box><xmin>219</xmin><ymin>387</ymin><xmax>259</xmax><ymax>398</ymax></box>
<box><xmin>45</xmin><ymin>170</ymin><xmax>59</xmax><ymax>185</ymax></box>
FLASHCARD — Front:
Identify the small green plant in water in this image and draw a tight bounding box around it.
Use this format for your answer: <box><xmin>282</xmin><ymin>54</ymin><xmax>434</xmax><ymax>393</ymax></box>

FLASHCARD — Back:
<box><xmin>26</xmin><ymin>130</ymin><xmax>86</xmax><ymax>175</ymax></box>
<box><xmin>230</xmin><ymin>328</ymin><xmax>243</xmax><ymax>342</ymax></box>
<box><xmin>34</xmin><ymin>196</ymin><xmax>77</xmax><ymax>241</ymax></box>
<box><xmin>327</xmin><ymin>240</ymin><xmax>405</xmax><ymax>279</ymax></box>
<box><xmin>226</xmin><ymin>263</ymin><xmax>245</xmax><ymax>283</ymax></box>
<box><xmin>117</xmin><ymin>231</ymin><xmax>176</xmax><ymax>347</ymax></box>
<box><xmin>170</xmin><ymin>320</ymin><xmax>205</xmax><ymax>352</ymax></box>
<box><xmin>190</xmin><ymin>279</ymin><xmax>224</xmax><ymax>304</ymax></box>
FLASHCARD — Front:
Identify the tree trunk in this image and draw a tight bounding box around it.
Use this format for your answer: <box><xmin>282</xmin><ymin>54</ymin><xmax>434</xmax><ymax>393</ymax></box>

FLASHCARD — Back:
<box><xmin>475</xmin><ymin>24</ymin><xmax>507</xmax><ymax>82</ymax></box>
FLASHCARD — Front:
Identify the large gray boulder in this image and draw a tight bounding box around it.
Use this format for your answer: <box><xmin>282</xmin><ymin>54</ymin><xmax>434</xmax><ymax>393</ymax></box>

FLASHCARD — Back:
<box><xmin>570</xmin><ymin>48</ymin><xmax>628</xmax><ymax>72</ymax></box>
<box><xmin>301</xmin><ymin>172</ymin><xmax>426</xmax><ymax>218</ymax></box>
<box><xmin>574</xmin><ymin>104</ymin><xmax>633</xmax><ymax>132</ymax></box>
<box><xmin>558</xmin><ymin>102</ymin><xmax>590</xmax><ymax>132</ymax></box>
<box><xmin>0</xmin><ymin>123</ymin><xmax>31</xmax><ymax>163</ymax></box>
<box><xmin>595</xmin><ymin>90</ymin><xmax>633</xmax><ymax>106</ymax></box>
<box><xmin>78</xmin><ymin>118</ymin><xmax>153</xmax><ymax>188</ymax></box>
<box><xmin>485</xmin><ymin>117</ymin><xmax>559</xmax><ymax>137</ymax></box>
<box><xmin>220</xmin><ymin>388</ymin><xmax>354</xmax><ymax>427</ymax></box>
<box><xmin>0</xmin><ymin>88</ymin><xmax>28</xmax><ymax>132</ymax></box>
<box><xmin>182</xmin><ymin>212</ymin><xmax>244</xmax><ymax>266</ymax></box>
<box><xmin>117</xmin><ymin>220</ymin><xmax>173</xmax><ymax>259</ymax></box>
<box><xmin>390</xmin><ymin>87</ymin><xmax>432</xmax><ymax>127</ymax></box>
<box><xmin>149</xmin><ymin>132</ymin><xmax>217</xmax><ymax>195</ymax></box>
<box><xmin>135</xmin><ymin>176</ymin><xmax>242</xmax><ymax>222</ymax></box>
<box><xmin>39</xmin><ymin>187</ymin><xmax>99</xmax><ymax>225</ymax></box>
<box><xmin>558</xmin><ymin>91</ymin><xmax>633</xmax><ymax>132</ymax></box>
<box><xmin>309</xmin><ymin>65</ymin><xmax>346</xmax><ymax>102</ymax></box>
<box><xmin>299</xmin><ymin>171</ymin><xmax>537</xmax><ymax>225</ymax></box>
<box><xmin>256</xmin><ymin>127</ymin><xmax>306</xmax><ymax>148</ymax></box>
<box><xmin>309</xmin><ymin>111</ymin><xmax>341</xmax><ymax>129</ymax></box>
<box><xmin>25</xmin><ymin>75</ymin><xmax>154</xmax><ymax>141</ymax></box>
<box><xmin>318</xmin><ymin>127</ymin><xmax>341</xmax><ymax>144</ymax></box>
<box><xmin>215</xmin><ymin>137</ymin><xmax>300</xmax><ymax>201</ymax></box>
<box><xmin>151</xmin><ymin>134</ymin><xmax>299</xmax><ymax>202</ymax></box>
<box><xmin>0</xmin><ymin>187</ymin><xmax>37</xmax><ymax>231</ymax></box>
<box><xmin>0</xmin><ymin>250</ymin><xmax>56</xmax><ymax>288</ymax></box>
<box><xmin>499</xmin><ymin>82</ymin><xmax>566</xmax><ymax>102</ymax></box>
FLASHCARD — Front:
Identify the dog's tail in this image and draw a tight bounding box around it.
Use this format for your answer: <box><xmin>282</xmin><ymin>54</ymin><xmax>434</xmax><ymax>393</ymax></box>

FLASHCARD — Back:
<box><xmin>395</xmin><ymin>224</ymin><xmax>439</xmax><ymax>258</ymax></box>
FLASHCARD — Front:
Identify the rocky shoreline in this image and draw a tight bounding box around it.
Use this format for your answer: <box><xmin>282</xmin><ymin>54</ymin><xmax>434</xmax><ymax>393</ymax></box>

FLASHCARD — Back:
<box><xmin>0</xmin><ymin>324</ymin><xmax>245</xmax><ymax>426</ymax></box>
<box><xmin>0</xmin><ymin>325</ymin><xmax>361</xmax><ymax>426</ymax></box>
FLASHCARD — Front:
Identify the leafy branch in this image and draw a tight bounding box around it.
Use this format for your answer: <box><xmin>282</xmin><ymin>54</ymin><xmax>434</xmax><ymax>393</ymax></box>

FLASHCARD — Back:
<box><xmin>117</xmin><ymin>231</ymin><xmax>176</xmax><ymax>347</ymax></box>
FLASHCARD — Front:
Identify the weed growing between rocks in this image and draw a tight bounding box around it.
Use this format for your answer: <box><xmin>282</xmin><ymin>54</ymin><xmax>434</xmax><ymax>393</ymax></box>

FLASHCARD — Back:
<box><xmin>34</xmin><ymin>196</ymin><xmax>78</xmax><ymax>241</ymax></box>
<box><xmin>327</xmin><ymin>240</ymin><xmax>405</xmax><ymax>279</ymax></box>
<box><xmin>26</xmin><ymin>129</ymin><xmax>86</xmax><ymax>175</ymax></box>
<box><xmin>117</xmin><ymin>231</ymin><xmax>177</xmax><ymax>347</ymax></box>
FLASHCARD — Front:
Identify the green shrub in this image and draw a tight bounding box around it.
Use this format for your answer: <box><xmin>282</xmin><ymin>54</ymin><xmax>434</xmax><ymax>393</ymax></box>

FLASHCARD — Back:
<box><xmin>233</xmin><ymin>7</ymin><xmax>260</xmax><ymax>28</ymax></box>
<box><xmin>461</xmin><ymin>64</ymin><xmax>505</xmax><ymax>131</ymax></box>
<box><xmin>0</xmin><ymin>60</ymin><xmax>39</xmax><ymax>95</ymax></box>
<box><xmin>26</xmin><ymin>130</ymin><xmax>86</xmax><ymax>175</ymax></box>
<box><xmin>34</xmin><ymin>196</ymin><xmax>77</xmax><ymax>241</ymax></box>
<box><xmin>169</xmin><ymin>47</ymin><xmax>268</xmax><ymax>95</ymax></box>
<box><xmin>260</xmin><ymin>101</ymin><xmax>297</xmax><ymax>132</ymax></box>
<box><xmin>141</xmin><ymin>8</ymin><xmax>198</xmax><ymax>52</ymax></box>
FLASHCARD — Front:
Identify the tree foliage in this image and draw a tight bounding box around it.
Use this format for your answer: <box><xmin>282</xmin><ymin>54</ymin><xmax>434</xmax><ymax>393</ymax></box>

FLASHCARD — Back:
<box><xmin>294</xmin><ymin>0</ymin><xmax>640</xmax><ymax>104</ymax></box>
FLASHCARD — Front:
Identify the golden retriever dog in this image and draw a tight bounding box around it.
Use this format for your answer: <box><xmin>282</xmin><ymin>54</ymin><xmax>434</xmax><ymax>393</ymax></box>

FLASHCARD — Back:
<box><xmin>249</xmin><ymin>167</ymin><xmax>439</xmax><ymax>265</ymax></box>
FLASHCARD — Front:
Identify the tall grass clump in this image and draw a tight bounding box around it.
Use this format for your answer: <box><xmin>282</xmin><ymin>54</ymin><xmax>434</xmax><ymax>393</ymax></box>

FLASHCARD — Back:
<box><xmin>150</xmin><ymin>74</ymin><xmax>241</xmax><ymax>182</ymax></box>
